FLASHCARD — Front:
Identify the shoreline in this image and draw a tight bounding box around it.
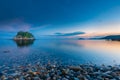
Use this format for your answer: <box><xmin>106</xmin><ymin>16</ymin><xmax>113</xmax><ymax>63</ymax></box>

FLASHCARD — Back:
<box><xmin>13</xmin><ymin>38</ymin><xmax>35</xmax><ymax>41</ymax></box>
<box><xmin>0</xmin><ymin>63</ymin><xmax>120</xmax><ymax>80</ymax></box>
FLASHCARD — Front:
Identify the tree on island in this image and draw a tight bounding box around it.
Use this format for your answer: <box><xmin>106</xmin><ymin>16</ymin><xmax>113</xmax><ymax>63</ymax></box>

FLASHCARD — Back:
<box><xmin>14</xmin><ymin>31</ymin><xmax>35</xmax><ymax>40</ymax></box>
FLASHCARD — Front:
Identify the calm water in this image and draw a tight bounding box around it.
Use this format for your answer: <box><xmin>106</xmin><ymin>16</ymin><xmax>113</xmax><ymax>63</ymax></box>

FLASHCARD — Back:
<box><xmin>0</xmin><ymin>39</ymin><xmax>120</xmax><ymax>66</ymax></box>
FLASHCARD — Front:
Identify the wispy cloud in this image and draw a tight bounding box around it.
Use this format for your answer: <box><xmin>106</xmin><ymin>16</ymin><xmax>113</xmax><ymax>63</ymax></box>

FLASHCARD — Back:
<box><xmin>54</xmin><ymin>31</ymin><xmax>85</xmax><ymax>36</ymax></box>
<box><xmin>0</xmin><ymin>19</ymin><xmax>49</xmax><ymax>32</ymax></box>
<box><xmin>30</xmin><ymin>24</ymin><xmax>51</xmax><ymax>31</ymax></box>
<box><xmin>0</xmin><ymin>19</ymin><xmax>31</xmax><ymax>32</ymax></box>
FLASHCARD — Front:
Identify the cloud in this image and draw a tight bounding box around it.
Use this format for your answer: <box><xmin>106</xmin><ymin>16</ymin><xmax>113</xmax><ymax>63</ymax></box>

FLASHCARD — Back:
<box><xmin>0</xmin><ymin>19</ymin><xmax>31</xmax><ymax>32</ymax></box>
<box><xmin>0</xmin><ymin>19</ymin><xmax>49</xmax><ymax>32</ymax></box>
<box><xmin>54</xmin><ymin>31</ymin><xmax>85</xmax><ymax>36</ymax></box>
<box><xmin>30</xmin><ymin>24</ymin><xmax>51</xmax><ymax>31</ymax></box>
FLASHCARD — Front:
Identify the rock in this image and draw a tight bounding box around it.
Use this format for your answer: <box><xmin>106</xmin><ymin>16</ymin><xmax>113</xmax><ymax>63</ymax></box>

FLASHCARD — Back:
<box><xmin>74</xmin><ymin>77</ymin><xmax>79</xmax><ymax>80</ymax></box>
<box><xmin>62</xmin><ymin>69</ymin><xmax>69</xmax><ymax>75</ymax></box>
<box><xmin>11</xmin><ymin>72</ymin><xmax>20</xmax><ymax>76</ymax></box>
<box><xmin>105</xmin><ymin>71</ymin><xmax>112</xmax><ymax>74</ymax></box>
<box><xmin>19</xmin><ymin>76</ymin><xmax>24</xmax><ymax>80</ymax></box>
<box><xmin>69</xmin><ymin>66</ymin><xmax>82</xmax><ymax>72</ymax></box>
<box><xmin>23</xmin><ymin>68</ymin><xmax>29</xmax><ymax>72</ymax></box>
<box><xmin>0</xmin><ymin>73</ymin><xmax>3</xmax><ymax>77</ymax></box>
<box><xmin>1</xmin><ymin>75</ymin><xmax>7</xmax><ymax>80</ymax></box>
<box><xmin>52</xmin><ymin>65</ymin><xmax>56</xmax><ymax>68</ymax></box>
<box><xmin>94</xmin><ymin>71</ymin><xmax>101</xmax><ymax>75</ymax></box>
<box><xmin>66</xmin><ymin>75</ymin><xmax>70</xmax><ymax>79</ymax></box>
<box><xmin>34</xmin><ymin>77</ymin><xmax>40</xmax><ymax>80</ymax></box>
<box><xmin>85</xmin><ymin>75</ymin><xmax>91</xmax><ymax>79</ymax></box>
<box><xmin>1</xmin><ymin>61</ymin><xmax>120</xmax><ymax>80</ymax></box>
<box><xmin>62</xmin><ymin>77</ymin><xmax>68</xmax><ymax>80</ymax></box>
<box><xmin>3</xmin><ymin>50</ymin><xmax>10</xmax><ymax>53</ymax></box>
<box><xmin>101</xmin><ymin>73</ymin><xmax>113</xmax><ymax>79</ymax></box>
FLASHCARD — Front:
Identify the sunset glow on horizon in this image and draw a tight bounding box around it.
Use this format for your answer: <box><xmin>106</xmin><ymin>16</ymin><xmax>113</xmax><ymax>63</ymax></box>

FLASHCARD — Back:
<box><xmin>0</xmin><ymin>0</ymin><xmax>120</xmax><ymax>39</ymax></box>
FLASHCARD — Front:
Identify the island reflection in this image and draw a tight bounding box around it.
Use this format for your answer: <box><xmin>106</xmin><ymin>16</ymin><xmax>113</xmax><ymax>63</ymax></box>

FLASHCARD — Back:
<box><xmin>14</xmin><ymin>40</ymin><xmax>34</xmax><ymax>47</ymax></box>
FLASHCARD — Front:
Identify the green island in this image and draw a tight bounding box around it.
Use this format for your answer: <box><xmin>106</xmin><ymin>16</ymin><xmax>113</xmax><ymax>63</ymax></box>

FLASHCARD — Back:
<box><xmin>14</xmin><ymin>31</ymin><xmax>35</xmax><ymax>40</ymax></box>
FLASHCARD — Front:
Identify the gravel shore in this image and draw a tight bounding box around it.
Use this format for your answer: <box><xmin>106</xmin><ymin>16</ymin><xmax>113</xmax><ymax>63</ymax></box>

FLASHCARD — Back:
<box><xmin>0</xmin><ymin>63</ymin><xmax>120</xmax><ymax>80</ymax></box>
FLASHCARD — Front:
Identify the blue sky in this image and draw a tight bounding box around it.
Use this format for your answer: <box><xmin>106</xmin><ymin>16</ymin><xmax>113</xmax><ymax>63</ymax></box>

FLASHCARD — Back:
<box><xmin>0</xmin><ymin>0</ymin><xmax>120</xmax><ymax>38</ymax></box>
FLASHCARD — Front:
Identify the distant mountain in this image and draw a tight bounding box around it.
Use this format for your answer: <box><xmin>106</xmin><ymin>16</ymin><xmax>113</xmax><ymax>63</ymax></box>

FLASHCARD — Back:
<box><xmin>78</xmin><ymin>37</ymin><xmax>99</xmax><ymax>40</ymax></box>
<box><xmin>14</xmin><ymin>31</ymin><xmax>35</xmax><ymax>40</ymax></box>
<box><xmin>78</xmin><ymin>38</ymin><xmax>85</xmax><ymax>40</ymax></box>
<box><xmin>101</xmin><ymin>35</ymin><xmax>120</xmax><ymax>41</ymax></box>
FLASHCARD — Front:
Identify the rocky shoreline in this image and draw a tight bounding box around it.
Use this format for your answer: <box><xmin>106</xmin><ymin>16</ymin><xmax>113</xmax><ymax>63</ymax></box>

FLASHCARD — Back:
<box><xmin>0</xmin><ymin>63</ymin><xmax>120</xmax><ymax>80</ymax></box>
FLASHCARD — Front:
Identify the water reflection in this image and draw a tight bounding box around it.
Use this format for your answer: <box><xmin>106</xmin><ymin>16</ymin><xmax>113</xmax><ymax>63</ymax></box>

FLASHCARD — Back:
<box><xmin>14</xmin><ymin>40</ymin><xmax>34</xmax><ymax>47</ymax></box>
<box><xmin>76</xmin><ymin>40</ymin><xmax>120</xmax><ymax>53</ymax></box>
<box><xmin>1</xmin><ymin>40</ymin><xmax>120</xmax><ymax>66</ymax></box>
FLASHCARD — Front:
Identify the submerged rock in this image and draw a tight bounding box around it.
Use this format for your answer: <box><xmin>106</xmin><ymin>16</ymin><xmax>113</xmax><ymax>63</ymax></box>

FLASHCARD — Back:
<box><xmin>69</xmin><ymin>66</ymin><xmax>82</xmax><ymax>72</ymax></box>
<box><xmin>0</xmin><ymin>63</ymin><xmax>120</xmax><ymax>80</ymax></box>
<box><xmin>3</xmin><ymin>50</ymin><xmax>10</xmax><ymax>53</ymax></box>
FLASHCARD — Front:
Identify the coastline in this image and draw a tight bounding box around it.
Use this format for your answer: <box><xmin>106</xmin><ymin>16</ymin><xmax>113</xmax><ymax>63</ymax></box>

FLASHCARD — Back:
<box><xmin>0</xmin><ymin>63</ymin><xmax>120</xmax><ymax>80</ymax></box>
<box><xmin>0</xmin><ymin>39</ymin><xmax>120</xmax><ymax>79</ymax></box>
<box><xmin>13</xmin><ymin>38</ymin><xmax>35</xmax><ymax>41</ymax></box>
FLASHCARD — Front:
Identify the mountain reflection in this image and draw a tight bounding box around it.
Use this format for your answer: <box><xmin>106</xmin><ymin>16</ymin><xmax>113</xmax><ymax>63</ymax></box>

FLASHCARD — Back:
<box><xmin>14</xmin><ymin>40</ymin><xmax>34</xmax><ymax>47</ymax></box>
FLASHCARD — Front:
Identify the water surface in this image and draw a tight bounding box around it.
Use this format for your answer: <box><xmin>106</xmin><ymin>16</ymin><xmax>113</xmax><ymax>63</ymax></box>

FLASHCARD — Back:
<box><xmin>0</xmin><ymin>39</ymin><xmax>120</xmax><ymax>66</ymax></box>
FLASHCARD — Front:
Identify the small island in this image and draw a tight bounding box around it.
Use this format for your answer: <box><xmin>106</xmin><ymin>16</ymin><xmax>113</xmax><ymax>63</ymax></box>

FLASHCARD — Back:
<box><xmin>14</xmin><ymin>31</ymin><xmax>35</xmax><ymax>40</ymax></box>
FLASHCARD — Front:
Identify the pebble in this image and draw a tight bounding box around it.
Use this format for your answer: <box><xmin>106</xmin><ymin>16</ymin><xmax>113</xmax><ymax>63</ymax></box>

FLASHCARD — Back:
<box><xmin>0</xmin><ymin>63</ymin><xmax>120</xmax><ymax>80</ymax></box>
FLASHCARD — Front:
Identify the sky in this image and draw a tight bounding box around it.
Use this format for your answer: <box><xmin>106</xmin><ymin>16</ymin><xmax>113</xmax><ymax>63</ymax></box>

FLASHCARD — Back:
<box><xmin>0</xmin><ymin>0</ymin><xmax>120</xmax><ymax>39</ymax></box>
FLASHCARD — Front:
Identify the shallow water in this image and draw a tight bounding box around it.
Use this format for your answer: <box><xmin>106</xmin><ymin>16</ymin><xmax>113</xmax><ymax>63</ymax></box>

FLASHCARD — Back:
<box><xmin>0</xmin><ymin>39</ymin><xmax>120</xmax><ymax>66</ymax></box>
